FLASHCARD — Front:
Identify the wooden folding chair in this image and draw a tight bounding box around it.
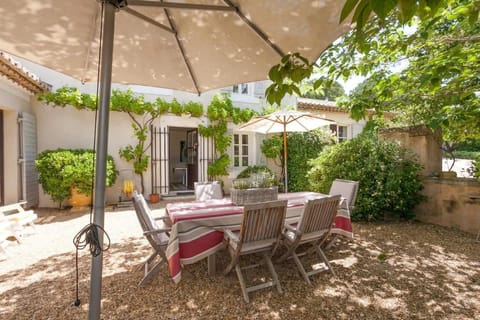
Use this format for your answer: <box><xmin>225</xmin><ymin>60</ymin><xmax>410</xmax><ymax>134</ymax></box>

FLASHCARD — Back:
<box><xmin>223</xmin><ymin>199</ymin><xmax>288</xmax><ymax>303</ymax></box>
<box><xmin>325</xmin><ymin>179</ymin><xmax>359</xmax><ymax>248</ymax></box>
<box><xmin>132</xmin><ymin>191</ymin><xmax>171</xmax><ymax>287</ymax></box>
<box><xmin>277</xmin><ymin>195</ymin><xmax>341</xmax><ymax>285</ymax></box>
<box><xmin>329</xmin><ymin>179</ymin><xmax>359</xmax><ymax>214</ymax></box>
<box><xmin>194</xmin><ymin>181</ymin><xmax>223</xmax><ymax>200</ymax></box>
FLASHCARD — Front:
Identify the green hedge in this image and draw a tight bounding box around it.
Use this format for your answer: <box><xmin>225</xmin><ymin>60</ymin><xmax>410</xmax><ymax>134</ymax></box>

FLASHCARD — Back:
<box><xmin>36</xmin><ymin>149</ymin><xmax>118</xmax><ymax>207</ymax></box>
<box><xmin>308</xmin><ymin>135</ymin><xmax>425</xmax><ymax>221</ymax></box>
<box><xmin>452</xmin><ymin>150</ymin><xmax>480</xmax><ymax>160</ymax></box>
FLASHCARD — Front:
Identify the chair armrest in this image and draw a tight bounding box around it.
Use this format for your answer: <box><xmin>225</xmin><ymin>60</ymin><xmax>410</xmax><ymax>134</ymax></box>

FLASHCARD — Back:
<box><xmin>153</xmin><ymin>215</ymin><xmax>173</xmax><ymax>228</ymax></box>
<box><xmin>224</xmin><ymin>229</ymin><xmax>239</xmax><ymax>243</ymax></box>
<box><xmin>151</xmin><ymin>209</ymin><xmax>170</xmax><ymax>220</ymax></box>
<box><xmin>143</xmin><ymin>228</ymin><xmax>170</xmax><ymax>236</ymax></box>
<box><xmin>285</xmin><ymin>223</ymin><xmax>302</xmax><ymax>236</ymax></box>
<box><xmin>153</xmin><ymin>215</ymin><xmax>169</xmax><ymax>220</ymax></box>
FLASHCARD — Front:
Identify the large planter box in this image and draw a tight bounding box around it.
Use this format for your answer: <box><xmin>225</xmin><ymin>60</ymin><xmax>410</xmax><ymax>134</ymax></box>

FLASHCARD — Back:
<box><xmin>230</xmin><ymin>186</ymin><xmax>278</xmax><ymax>205</ymax></box>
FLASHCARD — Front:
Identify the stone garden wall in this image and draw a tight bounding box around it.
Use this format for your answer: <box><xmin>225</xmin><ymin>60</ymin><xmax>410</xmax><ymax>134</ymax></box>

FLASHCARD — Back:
<box><xmin>380</xmin><ymin>125</ymin><xmax>480</xmax><ymax>236</ymax></box>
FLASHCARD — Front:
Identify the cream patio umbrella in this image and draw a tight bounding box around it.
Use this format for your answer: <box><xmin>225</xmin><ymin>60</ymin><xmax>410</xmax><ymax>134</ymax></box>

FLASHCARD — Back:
<box><xmin>0</xmin><ymin>1</ymin><xmax>352</xmax><ymax>318</ymax></box>
<box><xmin>238</xmin><ymin>110</ymin><xmax>334</xmax><ymax>193</ymax></box>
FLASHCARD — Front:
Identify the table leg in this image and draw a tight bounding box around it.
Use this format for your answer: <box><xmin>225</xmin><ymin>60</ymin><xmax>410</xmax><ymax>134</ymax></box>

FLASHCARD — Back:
<box><xmin>207</xmin><ymin>253</ymin><xmax>216</xmax><ymax>276</ymax></box>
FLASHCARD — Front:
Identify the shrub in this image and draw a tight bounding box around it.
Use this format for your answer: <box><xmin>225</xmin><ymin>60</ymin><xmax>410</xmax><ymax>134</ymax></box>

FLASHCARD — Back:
<box><xmin>468</xmin><ymin>154</ymin><xmax>480</xmax><ymax>179</ymax></box>
<box><xmin>308</xmin><ymin>135</ymin><xmax>425</xmax><ymax>221</ymax></box>
<box><xmin>286</xmin><ymin>129</ymin><xmax>335</xmax><ymax>191</ymax></box>
<box><xmin>36</xmin><ymin>149</ymin><xmax>118</xmax><ymax>207</ymax></box>
<box><xmin>453</xmin><ymin>150</ymin><xmax>480</xmax><ymax>160</ymax></box>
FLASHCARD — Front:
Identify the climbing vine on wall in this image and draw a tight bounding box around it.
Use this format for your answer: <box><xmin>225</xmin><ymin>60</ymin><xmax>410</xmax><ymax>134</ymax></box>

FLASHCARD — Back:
<box><xmin>38</xmin><ymin>86</ymin><xmax>203</xmax><ymax>193</ymax></box>
<box><xmin>198</xmin><ymin>94</ymin><xmax>257</xmax><ymax>180</ymax></box>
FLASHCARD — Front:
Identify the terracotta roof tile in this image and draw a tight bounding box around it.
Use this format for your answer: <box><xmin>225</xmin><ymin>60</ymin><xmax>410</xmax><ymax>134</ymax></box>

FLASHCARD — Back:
<box><xmin>0</xmin><ymin>52</ymin><xmax>49</xmax><ymax>94</ymax></box>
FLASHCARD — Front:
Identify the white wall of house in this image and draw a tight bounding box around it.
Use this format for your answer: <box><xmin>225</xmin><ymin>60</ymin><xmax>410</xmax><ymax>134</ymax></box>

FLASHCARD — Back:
<box><xmin>32</xmin><ymin>89</ymin><xmax>272</xmax><ymax>206</ymax></box>
<box><xmin>0</xmin><ymin>77</ymin><xmax>35</xmax><ymax>204</ymax></box>
<box><xmin>14</xmin><ymin>58</ymin><xmax>302</xmax><ymax>205</ymax></box>
<box><xmin>33</xmin><ymin>100</ymin><xmax>155</xmax><ymax>207</ymax></box>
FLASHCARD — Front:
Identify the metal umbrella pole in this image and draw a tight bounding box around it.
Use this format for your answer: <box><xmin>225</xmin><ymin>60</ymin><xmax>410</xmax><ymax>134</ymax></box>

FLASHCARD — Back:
<box><xmin>89</xmin><ymin>1</ymin><xmax>120</xmax><ymax>319</ymax></box>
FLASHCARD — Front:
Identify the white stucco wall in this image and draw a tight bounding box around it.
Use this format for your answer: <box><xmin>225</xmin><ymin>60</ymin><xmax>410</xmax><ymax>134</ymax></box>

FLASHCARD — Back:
<box><xmin>33</xmin><ymin>101</ymin><xmax>139</xmax><ymax>207</ymax></box>
<box><xmin>33</xmin><ymin>99</ymin><xmax>218</xmax><ymax>207</ymax></box>
<box><xmin>0</xmin><ymin>77</ymin><xmax>35</xmax><ymax>204</ymax></box>
<box><xmin>17</xmin><ymin>58</ymin><xmax>298</xmax><ymax>206</ymax></box>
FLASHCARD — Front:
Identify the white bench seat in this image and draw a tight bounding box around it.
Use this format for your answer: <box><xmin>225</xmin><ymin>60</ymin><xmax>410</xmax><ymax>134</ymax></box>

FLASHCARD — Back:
<box><xmin>0</xmin><ymin>201</ymin><xmax>37</xmax><ymax>234</ymax></box>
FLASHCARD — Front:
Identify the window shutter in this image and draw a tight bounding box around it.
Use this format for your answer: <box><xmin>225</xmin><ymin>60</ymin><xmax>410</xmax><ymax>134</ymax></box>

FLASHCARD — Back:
<box><xmin>220</xmin><ymin>86</ymin><xmax>233</xmax><ymax>94</ymax></box>
<box><xmin>254</xmin><ymin>81</ymin><xmax>268</xmax><ymax>98</ymax></box>
<box><xmin>18</xmin><ymin>112</ymin><xmax>38</xmax><ymax>207</ymax></box>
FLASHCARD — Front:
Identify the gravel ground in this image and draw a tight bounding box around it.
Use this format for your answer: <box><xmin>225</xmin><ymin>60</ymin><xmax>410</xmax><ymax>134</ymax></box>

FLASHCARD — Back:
<box><xmin>0</xmin><ymin>200</ymin><xmax>479</xmax><ymax>320</ymax></box>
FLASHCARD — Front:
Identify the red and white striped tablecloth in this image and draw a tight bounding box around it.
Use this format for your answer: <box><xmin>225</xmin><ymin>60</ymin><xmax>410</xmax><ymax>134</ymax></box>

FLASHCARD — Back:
<box><xmin>165</xmin><ymin>192</ymin><xmax>353</xmax><ymax>283</ymax></box>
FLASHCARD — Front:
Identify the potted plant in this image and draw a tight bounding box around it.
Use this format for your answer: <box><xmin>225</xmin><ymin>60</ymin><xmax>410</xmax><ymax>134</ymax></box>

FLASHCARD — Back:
<box><xmin>149</xmin><ymin>193</ymin><xmax>161</xmax><ymax>203</ymax></box>
<box><xmin>35</xmin><ymin>148</ymin><xmax>118</xmax><ymax>208</ymax></box>
<box><xmin>230</xmin><ymin>171</ymin><xmax>278</xmax><ymax>205</ymax></box>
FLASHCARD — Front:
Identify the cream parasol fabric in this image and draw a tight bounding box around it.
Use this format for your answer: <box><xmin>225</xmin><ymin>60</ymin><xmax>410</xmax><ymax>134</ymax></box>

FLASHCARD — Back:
<box><xmin>0</xmin><ymin>1</ymin><xmax>352</xmax><ymax>317</ymax></box>
<box><xmin>0</xmin><ymin>0</ymin><xmax>352</xmax><ymax>94</ymax></box>
<box><xmin>239</xmin><ymin>110</ymin><xmax>334</xmax><ymax>192</ymax></box>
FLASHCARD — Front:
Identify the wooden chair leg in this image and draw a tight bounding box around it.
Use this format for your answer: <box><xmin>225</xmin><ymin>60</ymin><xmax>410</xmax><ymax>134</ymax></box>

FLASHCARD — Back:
<box><xmin>264</xmin><ymin>253</ymin><xmax>282</xmax><ymax>294</ymax></box>
<box><xmin>224</xmin><ymin>254</ymin><xmax>239</xmax><ymax>275</ymax></box>
<box><xmin>137</xmin><ymin>251</ymin><xmax>158</xmax><ymax>271</ymax></box>
<box><xmin>207</xmin><ymin>254</ymin><xmax>216</xmax><ymax>276</ymax></box>
<box><xmin>139</xmin><ymin>256</ymin><xmax>165</xmax><ymax>287</ymax></box>
<box><xmin>324</xmin><ymin>234</ymin><xmax>338</xmax><ymax>250</ymax></box>
<box><xmin>235</xmin><ymin>264</ymin><xmax>250</xmax><ymax>303</ymax></box>
<box><xmin>291</xmin><ymin>251</ymin><xmax>312</xmax><ymax>285</ymax></box>
<box><xmin>276</xmin><ymin>245</ymin><xmax>295</xmax><ymax>263</ymax></box>
<box><xmin>315</xmin><ymin>245</ymin><xmax>336</xmax><ymax>277</ymax></box>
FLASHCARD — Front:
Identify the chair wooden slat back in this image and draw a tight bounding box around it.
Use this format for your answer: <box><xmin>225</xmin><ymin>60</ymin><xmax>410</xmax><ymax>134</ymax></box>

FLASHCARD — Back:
<box><xmin>329</xmin><ymin>179</ymin><xmax>359</xmax><ymax>209</ymax></box>
<box><xmin>298</xmin><ymin>195</ymin><xmax>341</xmax><ymax>235</ymax></box>
<box><xmin>194</xmin><ymin>181</ymin><xmax>223</xmax><ymax>200</ymax></box>
<box><xmin>239</xmin><ymin>200</ymin><xmax>288</xmax><ymax>244</ymax></box>
<box><xmin>224</xmin><ymin>199</ymin><xmax>288</xmax><ymax>302</ymax></box>
<box><xmin>277</xmin><ymin>195</ymin><xmax>341</xmax><ymax>284</ymax></box>
<box><xmin>132</xmin><ymin>192</ymin><xmax>169</xmax><ymax>247</ymax></box>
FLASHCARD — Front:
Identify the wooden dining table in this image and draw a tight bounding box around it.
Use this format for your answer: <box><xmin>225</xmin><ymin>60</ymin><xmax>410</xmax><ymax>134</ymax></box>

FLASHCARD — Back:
<box><xmin>165</xmin><ymin>192</ymin><xmax>353</xmax><ymax>283</ymax></box>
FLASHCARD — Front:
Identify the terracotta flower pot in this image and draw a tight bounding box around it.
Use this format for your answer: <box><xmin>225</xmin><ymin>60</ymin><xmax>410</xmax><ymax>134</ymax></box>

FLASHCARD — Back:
<box><xmin>68</xmin><ymin>187</ymin><xmax>92</xmax><ymax>208</ymax></box>
<box><xmin>149</xmin><ymin>193</ymin><xmax>161</xmax><ymax>203</ymax></box>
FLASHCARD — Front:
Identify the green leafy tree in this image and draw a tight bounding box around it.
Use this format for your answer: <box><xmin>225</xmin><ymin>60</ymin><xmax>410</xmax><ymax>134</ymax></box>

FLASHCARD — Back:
<box><xmin>260</xmin><ymin>129</ymin><xmax>335</xmax><ymax>191</ymax></box>
<box><xmin>320</xmin><ymin>0</ymin><xmax>480</xmax><ymax>171</ymax></box>
<box><xmin>301</xmin><ymin>77</ymin><xmax>346</xmax><ymax>101</ymax></box>
<box><xmin>262</xmin><ymin>1</ymin><xmax>480</xmax><ymax>139</ymax></box>
<box><xmin>261</xmin><ymin>135</ymin><xmax>284</xmax><ymax>167</ymax></box>
<box><xmin>340</xmin><ymin>0</ymin><xmax>478</xmax><ymax>39</ymax></box>
<box><xmin>111</xmin><ymin>90</ymin><xmax>169</xmax><ymax>193</ymax></box>
<box><xmin>265</xmin><ymin>53</ymin><xmax>315</xmax><ymax>106</ymax></box>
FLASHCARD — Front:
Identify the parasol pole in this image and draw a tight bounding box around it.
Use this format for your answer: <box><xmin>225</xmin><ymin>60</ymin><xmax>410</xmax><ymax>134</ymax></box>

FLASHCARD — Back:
<box><xmin>89</xmin><ymin>1</ymin><xmax>119</xmax><ymax>319</ymax></box>
<box><xmin>283</xmin><ymin>121</ymin><xmax>288</xmax><ymax>193</ymax></box>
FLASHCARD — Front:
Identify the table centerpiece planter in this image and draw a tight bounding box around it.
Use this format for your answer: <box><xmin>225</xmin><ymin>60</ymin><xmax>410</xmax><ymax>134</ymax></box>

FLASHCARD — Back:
<box><xmin>230</xmin><ymin>174</ymin><xmax>278</xmax><ymax>205</ymax></box>
<box><xmin>230</xmin><ymin>186</ymin><xmax>278</xmax><ymax>205</ymax></box>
